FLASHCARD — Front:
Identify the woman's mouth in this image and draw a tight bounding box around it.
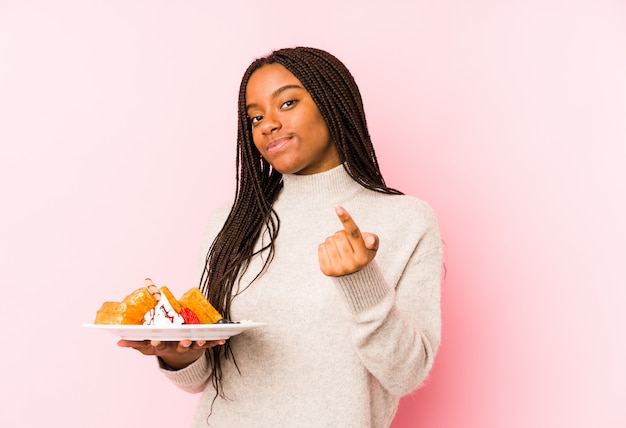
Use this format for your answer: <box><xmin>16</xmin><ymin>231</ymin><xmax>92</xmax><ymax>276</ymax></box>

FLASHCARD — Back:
<box><xmin>267</xmin><ymin>137</ymin><xmax>291</xmax><ymax>154</ymax></box>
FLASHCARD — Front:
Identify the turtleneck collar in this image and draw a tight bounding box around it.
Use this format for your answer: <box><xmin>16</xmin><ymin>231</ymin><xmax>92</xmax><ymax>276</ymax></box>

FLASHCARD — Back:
<box><xmin>277</xmin><ymin>164</ymin><xmax>364</xmax><ymax>207</ymax></box>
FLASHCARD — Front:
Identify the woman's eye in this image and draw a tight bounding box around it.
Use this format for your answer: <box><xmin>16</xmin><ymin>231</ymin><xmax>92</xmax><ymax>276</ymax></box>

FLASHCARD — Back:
<box><xmin>281</xmin><ymin>99</ymin><xmax>297</xmax><ymax>109</ymax></box>
<box><xmin>250</xmin><ymin>115</ymin><xmax>263</xmax><ymax>125</ymax></box>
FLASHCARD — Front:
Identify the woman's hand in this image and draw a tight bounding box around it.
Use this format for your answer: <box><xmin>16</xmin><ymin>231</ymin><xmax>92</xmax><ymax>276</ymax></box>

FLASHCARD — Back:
<box><xmin>117</xmin><ymin>339</ymin><xmax>225</xmax><ymax>370</ymax></box>
<box><xmin>318</xmin><ymin>206</ymin><xmax>379</xmax><ymax>277</ymax></box>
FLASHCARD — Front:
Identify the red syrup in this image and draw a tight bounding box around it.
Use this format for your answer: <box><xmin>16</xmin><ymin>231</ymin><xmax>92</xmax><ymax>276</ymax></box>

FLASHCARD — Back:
<box><xmin>145</xmin><ymin>303</ymin><xmax>178</xmax><ymax>325</ymax></box>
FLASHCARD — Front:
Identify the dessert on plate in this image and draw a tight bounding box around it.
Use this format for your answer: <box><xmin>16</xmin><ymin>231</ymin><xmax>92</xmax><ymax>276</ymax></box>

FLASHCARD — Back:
<box><xmin>94</xmin><ymin>278</ymin><xmax>223</xmax><ymax>325</ymax></box>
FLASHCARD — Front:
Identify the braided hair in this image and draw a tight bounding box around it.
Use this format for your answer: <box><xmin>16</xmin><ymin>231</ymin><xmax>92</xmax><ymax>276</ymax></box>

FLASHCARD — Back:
<box><xmin>199</xmin><ymin>46</ymin><xmax>402</xmax><ymax>400</ymax></box>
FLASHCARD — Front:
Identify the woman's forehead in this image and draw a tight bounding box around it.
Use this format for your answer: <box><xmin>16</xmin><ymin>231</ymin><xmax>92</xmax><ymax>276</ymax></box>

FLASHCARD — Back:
<box><xmin>245</xmin><ymin>64</ymin><xmax>307</xmax><ymax>105</ymax></box>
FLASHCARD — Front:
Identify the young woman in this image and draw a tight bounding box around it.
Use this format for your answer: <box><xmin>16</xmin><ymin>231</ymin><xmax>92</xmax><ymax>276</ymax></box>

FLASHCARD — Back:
<box><xmin>119</xmin><ymin>47</ymin><xmax>443</xmax><ymax>427</ymax></box>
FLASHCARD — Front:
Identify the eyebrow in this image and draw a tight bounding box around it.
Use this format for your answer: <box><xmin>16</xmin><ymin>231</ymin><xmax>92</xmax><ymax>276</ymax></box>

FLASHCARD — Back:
<box><xmin>246</xmin><ymin>84</ymin><xmax>304</xmax><ymax>111</ymax></box>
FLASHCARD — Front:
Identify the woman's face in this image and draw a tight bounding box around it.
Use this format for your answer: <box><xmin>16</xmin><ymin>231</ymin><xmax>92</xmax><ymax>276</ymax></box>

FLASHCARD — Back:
<box><xmin>245</xmin><ymin>64</ymin><xmax>340</xmax><ymax>175</ymax></box>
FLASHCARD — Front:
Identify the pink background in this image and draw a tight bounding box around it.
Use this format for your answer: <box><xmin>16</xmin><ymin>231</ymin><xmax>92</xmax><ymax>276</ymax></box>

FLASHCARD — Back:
<box><xmin>1</xmin><ymin>1</ymin><xmax>625</xmax><ymax>427</ymax></box>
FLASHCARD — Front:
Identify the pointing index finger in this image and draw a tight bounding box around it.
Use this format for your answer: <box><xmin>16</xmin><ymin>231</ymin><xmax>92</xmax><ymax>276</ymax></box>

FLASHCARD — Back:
<box><xmin>335</xmin><ymin>206</ymin><xmax>362</xmax><ymax>240</ymax></box>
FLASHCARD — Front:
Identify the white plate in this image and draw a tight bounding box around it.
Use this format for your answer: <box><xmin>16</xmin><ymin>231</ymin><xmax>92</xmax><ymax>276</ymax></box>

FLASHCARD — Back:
<box><xmin>82</xmin><ymin>322</ymin><xmax>266</xmax><ymax>341</ymax></box>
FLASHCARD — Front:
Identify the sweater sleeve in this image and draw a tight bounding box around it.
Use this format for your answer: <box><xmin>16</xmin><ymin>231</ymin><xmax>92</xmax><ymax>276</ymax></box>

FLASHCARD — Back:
<box><xmin>157</xmin><ymin>352</ymin><xmax>213</xmax><ymax>394</ymax></box>
<box><xmin>333</xmin><ymin>205</ymin><xmax>443</xmax><ymax>397</ymax></box>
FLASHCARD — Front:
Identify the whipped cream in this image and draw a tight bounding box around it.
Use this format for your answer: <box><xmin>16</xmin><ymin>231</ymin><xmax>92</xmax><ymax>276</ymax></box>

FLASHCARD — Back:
<box><xmin>143</xmin><ymin>293</ymin><xmax>184</xmax><ymax>326</ymax></box>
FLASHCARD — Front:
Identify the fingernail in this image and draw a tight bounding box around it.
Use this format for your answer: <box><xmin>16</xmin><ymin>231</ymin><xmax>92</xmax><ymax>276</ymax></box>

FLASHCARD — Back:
<box><xmin>335</xmin><ymin>206</ymin><xmax>344</xmax><ymax>215</ymax></box>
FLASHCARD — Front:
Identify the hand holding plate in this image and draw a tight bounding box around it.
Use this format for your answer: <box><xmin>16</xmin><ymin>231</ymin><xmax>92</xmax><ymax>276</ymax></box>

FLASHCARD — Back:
<box><xmin>117</xmin><ymin>338</ymin><xmax>225</xmax><ymax>369</ymax></box>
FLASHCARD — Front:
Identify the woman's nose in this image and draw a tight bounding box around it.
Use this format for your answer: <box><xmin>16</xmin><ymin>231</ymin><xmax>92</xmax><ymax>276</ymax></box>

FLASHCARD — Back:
<box><xmin>260</xmin><ymin>111</ymin><xmax>281</xmax><ymax>134</ymax></box>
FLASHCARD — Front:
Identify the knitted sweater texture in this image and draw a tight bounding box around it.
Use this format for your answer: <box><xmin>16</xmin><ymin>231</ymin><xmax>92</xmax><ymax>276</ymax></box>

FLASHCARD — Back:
<box><xmin>161</xmin><ymin>165</ymin><xmax>442</xmax><ymax>428</ymax></box>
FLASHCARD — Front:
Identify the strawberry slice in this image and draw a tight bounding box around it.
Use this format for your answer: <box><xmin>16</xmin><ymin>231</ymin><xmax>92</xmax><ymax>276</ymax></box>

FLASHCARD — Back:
<box><xmin>180</xmin><ymin>307</ymin><xmax>200</xmax><ymax>324</ymax></box>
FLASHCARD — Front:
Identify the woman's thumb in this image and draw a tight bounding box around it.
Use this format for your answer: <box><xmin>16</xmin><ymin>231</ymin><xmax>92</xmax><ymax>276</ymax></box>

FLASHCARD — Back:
<box><xmin>363</xmin><ymin>233</ymin><xmax>379</xmax><ymax>251</ymax></box>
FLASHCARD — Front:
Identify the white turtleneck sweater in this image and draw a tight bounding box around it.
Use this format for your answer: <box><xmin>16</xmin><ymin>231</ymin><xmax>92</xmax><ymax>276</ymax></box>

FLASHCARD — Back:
<box><xmin>160</xmin><ymin>164</ymin><xmax>443</xmax><ymax>428</ymax></box>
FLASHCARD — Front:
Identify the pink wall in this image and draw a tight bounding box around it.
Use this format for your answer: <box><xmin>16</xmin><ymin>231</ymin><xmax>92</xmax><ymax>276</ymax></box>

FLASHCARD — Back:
<box><xmin>1</xmin><ymin>1</ymin><xmax>624</xmax><ymax>426</ymax></box>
